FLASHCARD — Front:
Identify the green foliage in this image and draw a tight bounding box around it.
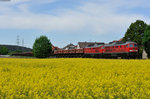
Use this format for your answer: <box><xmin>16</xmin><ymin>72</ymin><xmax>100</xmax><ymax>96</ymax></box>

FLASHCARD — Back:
<box><xmin>33</xmin><ymin>36</ymin><xmax>52</xmax><ymax>58</ymax></box>
<box><xmin>0</xmin><ymin>46</ymin><xmax>9</xmax><ymax>55</ymax></box>
<box><xmin>123</xmin><ymin>20</ymin><xmax>147</xmax><ymax>58</ymax></box>
<box><xmin>123</xmin><ymin>20</ymin><xmax>147</xmax><ymax>45</ymax></box>
<box><xmin>142</xmin><ymin>25</ymin><xmax>150</xmax><ymax>58</ymax></box>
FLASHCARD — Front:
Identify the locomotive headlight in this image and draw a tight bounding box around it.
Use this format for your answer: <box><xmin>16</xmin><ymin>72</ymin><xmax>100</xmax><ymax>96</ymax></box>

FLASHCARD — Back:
<box><xmin>134</xmin><ymin>50</ymin><xmax>138</xmax><ymax>52</ymax></box>
<box><xmin>129</xmin><ymin>50</ymin><xmax>138</xmax><ymax>52</ymax></box>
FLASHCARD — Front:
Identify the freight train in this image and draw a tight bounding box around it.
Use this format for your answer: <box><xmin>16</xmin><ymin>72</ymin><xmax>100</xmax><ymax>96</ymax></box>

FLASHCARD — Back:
<box><xmin>54</xmin><ymin>41</ymin><xmax>138</xmax><ymax>58</ymax></box>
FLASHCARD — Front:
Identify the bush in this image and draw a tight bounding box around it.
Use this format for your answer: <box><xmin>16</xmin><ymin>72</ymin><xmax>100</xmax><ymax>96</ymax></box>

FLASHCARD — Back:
<box><xmin>33</xmin><ymin>36</ymin><xmax>52</xmax><ymax>58</ymax></box>
<box><xmin>0</xmin><ymin>46</ymin><xmax>9</xmax><ymax>55</ymax></box>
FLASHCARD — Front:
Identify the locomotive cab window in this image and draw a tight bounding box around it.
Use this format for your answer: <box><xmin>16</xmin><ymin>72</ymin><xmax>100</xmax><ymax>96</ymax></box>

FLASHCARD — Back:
<box><xmin>134</xmin><ymin>44</ymin><xmax>137</xmax><ymax>47</ymax></box>
<box><xmin>129</xmin><ymin>44</ymin><xmax>133</xmax><ymax>47</ymax></box>
<box><xmin>102</xmin><ymin>47</ymin><xmax>104</xmax><ymax>49</ymax></box>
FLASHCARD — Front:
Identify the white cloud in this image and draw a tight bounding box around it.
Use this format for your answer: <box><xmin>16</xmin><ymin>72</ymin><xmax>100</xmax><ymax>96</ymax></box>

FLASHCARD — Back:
<box><xmin>75</xmin><ymin>1</ymin><xmax>149</xmax><ymax>34</ymax></box>
<box><xmin>11</xmin><ymin>0</ymin><xmax>29</xmax><ymax>4</ymax></box>
<box><xmin>32</xmin><ymin>0</ymin><xmax>56</xmax><ymax>4</ymax></box>
<box><xmin>0</xmin><ymin>0</ymin><xmax>55</xmax><ymax>5</ymax></box>
<box><xmin>0</xmin><ymin>0</ymin><xmax>149</xmax><ymax>35</ymax></box>
<box><xmin>0</xmin><ymin>0</ymin><xmax>29</xmax><ymax>6</ymax></box>
<box><xmin>17</xmin><ymin>4</ymin><xmax>29</xmax><ymax>13</ymax></box>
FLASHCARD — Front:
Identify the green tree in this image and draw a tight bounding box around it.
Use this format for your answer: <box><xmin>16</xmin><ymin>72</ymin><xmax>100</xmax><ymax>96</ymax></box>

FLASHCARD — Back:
<box><xmin>123</xmin><ymin>20</ymin><xmax>147</xmax><ymax>58</ymax></box>
<box><xmin>142</xmin><ymin>25</ymin><xmax>150</xmax><ymax>58</ymax></box>
<box><xmin>33</xmin><ymin>36</ymin><xmax>52</xmax><ymax>58</ymax></box>
<box><xmin>0</xmin><ymin>46</ymin><xmax>9</xmax><ymax>55</ymax></box>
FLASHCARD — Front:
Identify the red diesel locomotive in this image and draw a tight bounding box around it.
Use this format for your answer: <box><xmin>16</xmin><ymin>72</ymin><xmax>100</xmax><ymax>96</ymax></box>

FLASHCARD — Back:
<box><xmin>54</xmin><ymin>41</ymin><xmax>138</xmax><ymax>58</ymax></box>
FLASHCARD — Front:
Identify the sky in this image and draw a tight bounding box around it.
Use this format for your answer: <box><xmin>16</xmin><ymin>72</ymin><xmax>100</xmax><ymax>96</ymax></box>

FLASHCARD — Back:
<box><xmin>0</xmin><ymin>0</ymin><xmax>150</xmax><ymax>48</ymax></box>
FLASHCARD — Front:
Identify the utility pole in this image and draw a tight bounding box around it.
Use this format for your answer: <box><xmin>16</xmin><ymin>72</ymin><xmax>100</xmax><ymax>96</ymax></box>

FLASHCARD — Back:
<box><xmin>22</xmin><ymin>39</ymin><xmax>24</xmax><ymax>47</ymax></box>
<box><xmin>22</xmin><ymin>39</ymin><xmax>24</xmax><ymax>52</ymax></box>
<box><xmin>16</xmin><ymin>35</ymin><xmax>20</xmax><ymax>46</ymax></box>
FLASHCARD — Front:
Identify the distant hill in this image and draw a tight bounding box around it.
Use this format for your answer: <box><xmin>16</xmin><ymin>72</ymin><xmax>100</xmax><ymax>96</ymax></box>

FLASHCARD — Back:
<box><xmin>0</xmin><ymin>45</ymin><xmax>32</xmax><ymax>52</ymax></box>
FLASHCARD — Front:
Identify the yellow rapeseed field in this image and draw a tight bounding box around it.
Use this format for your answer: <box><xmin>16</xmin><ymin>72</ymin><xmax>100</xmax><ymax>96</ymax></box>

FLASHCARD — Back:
<box><xmin>0</xmin><ymin>58</ymin><xmax>150</xmax><ymax>98</ymax></box>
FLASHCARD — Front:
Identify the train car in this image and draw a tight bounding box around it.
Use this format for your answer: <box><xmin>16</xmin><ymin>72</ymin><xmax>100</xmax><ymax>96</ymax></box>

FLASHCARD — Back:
<box><xmin>76</xmin><ymin>48</ymin><xmax>84</xmax><ymax>53</ymax></box>
<box><xmin>68</xmin><ymin>49</ymin><xmax>76</xmax><ymax>54</ymax></box>
<box><xmin>84</xmin><ymin>45</ymin><xmax>104</xmax><ymax>58</ymax></box>
<box><xmin>54</xmin><ymin>50</ymin><xmax>63</xmax><ymax>57</ymax></box>
<box><xmin>54</xmin><ymin>48</ymin><xmax>83</xmax><ymax>57</ymax></box>
<box><xmin>67</xmin><ymin>49</ymin><xmax>76</xmax><ymax>57</ymax></box>
<box><xmin>103</xmin><ymin>41</ymin><xmax>138</xmax><ymax>58</ymax></box>
<box><xmin>75</xmin><ymin>49</ymin><xmax>84</xmax><ymax>57</ymax></box>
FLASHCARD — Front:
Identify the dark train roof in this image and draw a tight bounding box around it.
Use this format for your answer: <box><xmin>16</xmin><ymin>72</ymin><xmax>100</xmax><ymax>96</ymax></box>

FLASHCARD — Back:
<box><xmin>85</xmin><ymin>41</ymin><xmax>137</xmax><ymax>48</ymax></box>
<box><xmin>104</xmin><ymin>41</ymin><xmax>137</xmax><ymax>47</ymax></box>
<box><xmin>85</xmin><ymin>43</ymin><xmax>105</xmax><ymax>48</ymax></box>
